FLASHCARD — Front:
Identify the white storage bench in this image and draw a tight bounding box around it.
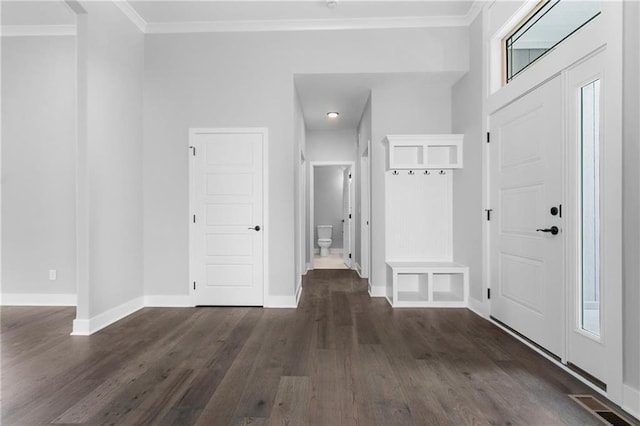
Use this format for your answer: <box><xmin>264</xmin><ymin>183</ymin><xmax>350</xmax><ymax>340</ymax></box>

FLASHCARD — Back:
<box><xmin>385</xmin><ymin>261</ymin><xmax>468</xmax><ymax>308</ymax></box>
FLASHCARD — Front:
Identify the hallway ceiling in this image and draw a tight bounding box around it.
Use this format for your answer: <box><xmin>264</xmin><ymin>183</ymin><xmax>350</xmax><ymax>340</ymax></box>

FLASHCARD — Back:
<box><xmin>295</xmin><ymin>72</ymin><xmax>465</xmax><ymax>131</ymax></box>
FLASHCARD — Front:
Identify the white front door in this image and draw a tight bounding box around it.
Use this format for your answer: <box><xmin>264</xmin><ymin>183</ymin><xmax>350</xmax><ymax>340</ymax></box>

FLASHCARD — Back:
<box><xmin>342</xmin><ymin>167</ymin><xmax>352</xmax><ymax>268</ymax></box>
<box><xmin>190</xmin><ymin>129</ymin><xmax>265</xmax><ymax>306</ymax></box>
<box><xmin>490</xmin><ymin>76</ymin><xmax>564</xmax><ymax>357</ymax></box>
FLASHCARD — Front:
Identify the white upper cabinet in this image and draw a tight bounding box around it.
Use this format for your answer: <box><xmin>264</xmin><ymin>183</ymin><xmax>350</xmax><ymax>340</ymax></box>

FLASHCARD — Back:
<box><xmin>385</xmin><ymin>134</ymin><xmax>463</xmax><ymax>170</ymax></box>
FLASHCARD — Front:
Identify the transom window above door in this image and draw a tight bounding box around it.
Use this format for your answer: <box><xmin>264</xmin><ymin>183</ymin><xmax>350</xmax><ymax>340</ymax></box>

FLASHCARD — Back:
<box><xmin>504</xmin><ymin>0</ymin><xmax>600</xmax><ymax>83</ymax></box>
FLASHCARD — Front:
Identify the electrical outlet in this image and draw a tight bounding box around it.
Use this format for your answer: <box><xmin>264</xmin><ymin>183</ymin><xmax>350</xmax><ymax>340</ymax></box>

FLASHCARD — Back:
<box><xmin>49</xmin><ymin>269</ymin><xmax>57</xmax><ymax>281</ymax></box>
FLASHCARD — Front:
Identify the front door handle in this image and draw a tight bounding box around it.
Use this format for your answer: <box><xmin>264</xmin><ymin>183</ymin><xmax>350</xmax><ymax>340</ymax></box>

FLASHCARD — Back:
<box><xmin>248</xmin><ymin>225</ymin><xmax>261</xmax><ymax>231</ymax></box>
<box><xmin>536</xmin><ymin>226</ymin><xmax>559</xmax><ymax>235</ymax></box>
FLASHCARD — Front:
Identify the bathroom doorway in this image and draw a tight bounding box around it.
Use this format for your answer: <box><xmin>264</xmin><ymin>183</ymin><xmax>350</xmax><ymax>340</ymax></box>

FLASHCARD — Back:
<box><xmin>309</xmin><ymin>162</ymin><xmax>355</xmax><ymax>270</ymax></box>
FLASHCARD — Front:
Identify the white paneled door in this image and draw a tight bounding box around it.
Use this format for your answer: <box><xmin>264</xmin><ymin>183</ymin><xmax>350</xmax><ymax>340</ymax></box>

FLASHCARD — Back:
<box><xmin>490</xmin><ymin>77</ymin><xmax>564</xmax><ymax>357</ymax></box>
<box><xmin>190</xmin><ymin>129</ymin><xmax>265</xmax><ymax>306</ymax></box>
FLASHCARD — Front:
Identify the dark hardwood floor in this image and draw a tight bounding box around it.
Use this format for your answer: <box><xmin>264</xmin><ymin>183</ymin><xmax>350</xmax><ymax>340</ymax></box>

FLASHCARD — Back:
<box><xmin>1</xmin><ymin>270</ymin><xmax>617</xmax><ymax>425</ymax></box>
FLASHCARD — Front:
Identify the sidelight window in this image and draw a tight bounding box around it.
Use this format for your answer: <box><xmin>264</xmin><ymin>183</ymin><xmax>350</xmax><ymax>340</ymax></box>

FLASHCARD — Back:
<box><xmin>580</xmin><ymin>79</ymin><xmax>600</xmax><ymax>336</ymax></box>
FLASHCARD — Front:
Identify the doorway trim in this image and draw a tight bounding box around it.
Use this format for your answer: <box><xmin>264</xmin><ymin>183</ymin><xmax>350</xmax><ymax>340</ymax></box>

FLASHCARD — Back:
<box><xmin>359</xmin><ymin>140</ymin><xmax>371</xmax><ymax>279</ymax></box>
<box><xmin>188</xmin><ymin>127</ymin><xmax>269</xmax><ymax>307</ymax></box>
<box><xmin>308</xmin><ymin>161</ymin><xmax>355</xmax><ymax>270</ymax></box>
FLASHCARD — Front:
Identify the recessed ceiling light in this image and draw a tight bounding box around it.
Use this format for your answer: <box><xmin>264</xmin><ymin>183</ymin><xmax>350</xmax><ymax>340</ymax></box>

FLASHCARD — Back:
<box><xmin>327</xmin><ymin>112</ymin><xmax>339</xmax><ymax>118</ymax></box>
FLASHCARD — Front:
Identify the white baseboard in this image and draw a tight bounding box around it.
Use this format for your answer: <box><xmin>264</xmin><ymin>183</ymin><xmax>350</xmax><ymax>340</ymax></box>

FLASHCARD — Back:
<box><xmin>623</xmin><ymin>384</ymin><xmax>640</xmax><ymax>420</ymax></box>
<box><xmin>368</xmin><ymin>285</ymin><xmax>386</xmax><ymax>298</ymax></box>
<box><xmin>306</xmin><ymin>262</ymin><xmax>313</xmax><ymax>272</ymax></box>
<box><xmin>265</xmin><ymin>295</ymin><xmax>297</xmax><ymax>308</ymax></box>
<box><xmin>144</xmin><ymin>295</ymin><xmax>192</xmax><ymax>307</ymax></box>
<box><xmin>1</xmin><ymin>293</ymin><xmax>77</xmax><ymax>306</ymax></box>
<box><xmin>295</xmin><ymin>282</ymin><xmax>303</xmax><ymax>306</ymax></box>
<box><xmin>354</xmin><ymin>263</ymin><xmax>369</xmax><ymax>279</ymax></box>
<box><xmin>467</xmin><ymin>296</ymin><xmax>488</xmax><ymax>318</ymax></box>
<box><xmin>71</xmin><ymin>297</ymin><xmax>144</xmax><ymax>336</ymax></box>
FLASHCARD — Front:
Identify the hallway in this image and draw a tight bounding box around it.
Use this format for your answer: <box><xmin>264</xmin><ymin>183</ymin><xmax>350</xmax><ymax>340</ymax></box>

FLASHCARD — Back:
<box><xmin>1</xmin><ymin>270</ymin><xmax>615</xmax><ymax>425</ymax></box>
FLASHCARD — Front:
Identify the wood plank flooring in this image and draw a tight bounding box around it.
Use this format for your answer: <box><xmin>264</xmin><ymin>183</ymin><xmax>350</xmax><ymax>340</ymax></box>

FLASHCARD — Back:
<box><xmin>0</xmin><ymin>270</ymin><xmax>621</xmax><ymax>425</ymax></box>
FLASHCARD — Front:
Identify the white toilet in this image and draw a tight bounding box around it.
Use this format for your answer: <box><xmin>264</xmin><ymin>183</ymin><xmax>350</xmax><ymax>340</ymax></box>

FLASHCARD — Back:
<box><xmin>317</xmin><ymin>225</ymin><xmax>333</xmax><ymax>257</ymax></box>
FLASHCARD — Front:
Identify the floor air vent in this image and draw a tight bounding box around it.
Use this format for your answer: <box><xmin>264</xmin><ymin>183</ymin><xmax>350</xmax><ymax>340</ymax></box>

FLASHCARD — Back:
<box><xmin>569</xmin><ymin>395</ymin><xmax>635</xmax><ymax>426</ymax></box>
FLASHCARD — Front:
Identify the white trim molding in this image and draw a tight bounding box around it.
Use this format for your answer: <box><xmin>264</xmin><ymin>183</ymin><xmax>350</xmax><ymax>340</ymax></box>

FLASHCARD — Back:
<box><xmin>71</xmin><ymin>297</ymin><xmax>144</xmax><ymax>336</ymax></box>
<box><xmin>0</xmin><ymin>25</ymin><xmax>76</xmax><ymax>37</ymax></box>
<box><xmin>108</xmin><ymin>0</ymin><xmax>483</xmax><ymax>35</ymax></box>
<box><xmin>295</xmin><ymin>283</ymin><xmax>303</xmax><ymax>306</ymax></box>
<box><xmin>112</xmin><ymin>0</ymin><xmax>147</xmax><ymax>33</ymax></box>
<box><xmin>265</xmin><ymin>295</ymin><xmax>297</xmax><ymax>309</ymax></box>
<box><xmin>623</xmin><ymin>384</ymin><xmax>640</xmax><ymax>420</ymax></box>
<box><xmin>467</xmin><ymin>295</ymin><xmax>489</xmax><ymax>319</ymax></box>
<box><xmin>144</xmin><ymin>295</ymin><xmax>191</xmax><ymax>307</ymax></box>
<box><xmin>368</xmin><ymin>285</ymin><xmax>386</xmax><ymax>298</ymax></box>
<box><xmin>146</xmin><ymin>15</ymin><xmax>470</xmax><ymax>34</ymax></box>
<box><xmin>1</xmin><ymin>293</ymin><xmax>77</xmax><ymax>306</ymax></box>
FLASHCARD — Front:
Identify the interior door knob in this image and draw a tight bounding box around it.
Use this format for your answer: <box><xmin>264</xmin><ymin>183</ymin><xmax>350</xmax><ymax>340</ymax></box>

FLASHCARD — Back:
<box><xmin>536</xmin><ymin>226</ymin><xmax>559</xmax><ymax>235</ymax></box>
<box><xmin>249</xmin><ymin>225</ymin><xmax>261</xmax><ymax>231</ymax></box>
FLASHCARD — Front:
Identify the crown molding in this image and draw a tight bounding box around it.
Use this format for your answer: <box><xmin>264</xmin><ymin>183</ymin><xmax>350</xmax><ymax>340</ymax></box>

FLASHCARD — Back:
<box><xmin>113</xmin><ymin>0</ymin><xmax>147</xmax><ymax>33</ymax></box>
<box><xmin>463</xmin><ymin>1</ymin><xmax>484</xmax><ymax>26</ymax></box>
<box><xmin>0</xmin><ymin>24</ymin><xmax>76</xmax><ymax>37</ymax></box>
<box><xmin>146</xmin><ymin>15</ymin><xmax>473</xmax><ymax>34</ymax></box>
<box><xmin>111</xmin><ymin>0</ymin><xmax>483</xmax><ymax>35</ymax></box>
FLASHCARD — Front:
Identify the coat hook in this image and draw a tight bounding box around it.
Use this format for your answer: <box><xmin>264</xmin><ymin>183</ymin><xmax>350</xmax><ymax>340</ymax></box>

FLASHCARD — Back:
<box><xmin>392</xmin><ymin>170</ymin><xmax>399</xmax><ymax>175</ymax></box>
<box><xmin>424</xmin><ymin>170</ymin><xmax>430</xmax><ymax>175</ymax></box>
<box><xmin>408</xmin><ymin>170</ymin><xmax>415</xmax><ymax>175</ymax></box>
<box><xmin>439</xmin><ymin>170</ymin><xmax>446</xmax><ymax>175</ymax></box>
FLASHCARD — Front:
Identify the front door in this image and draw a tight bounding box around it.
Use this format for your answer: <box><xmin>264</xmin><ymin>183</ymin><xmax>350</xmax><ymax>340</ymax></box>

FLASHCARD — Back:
<box><xmin>489</xmin><ymin>76</ymin><xmax>564</xmax><ymax>357</ymax></box>
<box><xmin>190</xmin><ymin>129</ymin><xmax>265</xmax><ymax>306</ymax></box>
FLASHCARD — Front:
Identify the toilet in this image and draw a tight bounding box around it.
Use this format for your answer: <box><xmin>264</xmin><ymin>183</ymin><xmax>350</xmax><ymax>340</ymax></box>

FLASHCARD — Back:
<box><xmin>316</xmin><ymin>225</ymin><xmax>333</xmax><ymax>257</ymax></box>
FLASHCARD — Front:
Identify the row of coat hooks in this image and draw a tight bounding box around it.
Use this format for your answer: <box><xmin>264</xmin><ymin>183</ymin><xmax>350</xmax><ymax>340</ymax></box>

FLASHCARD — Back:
<box><xmin>391</xmin><ymin>170</ymin><xmax>447</xmax><ymax>176</ymax></box>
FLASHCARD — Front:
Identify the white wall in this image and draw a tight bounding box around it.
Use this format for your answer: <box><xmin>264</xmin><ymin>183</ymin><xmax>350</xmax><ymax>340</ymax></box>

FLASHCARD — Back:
<box><xmin>306</xmin><ymin>129</ymin><xmax>357</xmax><ymax>162</ymax></box>
<box><xmin>452</xmin><ymin>14</ymin><xmax>484</xmax><ymax>303</ymax></box>
<box><xmin>1</xmin><ymin>36</ymin><xmax>77</xmax><ymax>301</ymax></box>
<box><xmin>143</xmin><ymin>28</ymin><xmax>468</xmax><ymax>299</ymax></box>
<box><xmin>369</xmin><ymin>82</ymin><xmax>453</xmax><ymax>293</ymax></box>
<box><xmin>75</xmin><ymin>1</ymin><xmax>144</xmax><ymax>323</ymax></box>
<box><xmin>314</xmin><ymin>166</ymin><xmax>344</xmax><ymax>249</ymax></box>
<box><xmin>623</xmin><ymin>0</ymin><xmax>640</xmax><ymax>393</ymax></box>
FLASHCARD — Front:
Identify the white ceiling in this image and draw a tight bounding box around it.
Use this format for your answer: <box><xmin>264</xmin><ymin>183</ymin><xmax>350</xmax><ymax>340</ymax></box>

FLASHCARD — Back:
<box><xmin>1</xmin><ymin>1</ymin><xmax>74</xmax><ymax>26</ymax></box>
<box><xmin>295</xmin><ymin>72</ymin><xmax>465</xmax><ymax>131</ymax></box>
<box><xmin>128</xmin><ymin>1</ymin><xmax>475</xmax><ymax>24</ymax></box>
<box><xmin>1</xmin><ymin>1</ymin><xmax>479</xmax><ymax>33</ymax></box>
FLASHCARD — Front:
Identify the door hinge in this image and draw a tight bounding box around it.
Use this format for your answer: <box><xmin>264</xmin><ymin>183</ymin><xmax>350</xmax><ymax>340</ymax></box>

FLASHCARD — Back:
<box><xmin>193</xmin><ymin>281</ymin><xmax>196</xmax><ymax>290</ymax></box>
<box><xmin>487</xmin><ymin>288</ymin><xmax>491</xmax><ymax>299</ymax></box>
<box><xmin>485</xmin><ymin>209</ymin><xmax>493</xmax><ymax>221</ymax></box>
<box><xmin>349</xmin><ymin>253</ymin><xmax>352</xmax><ymax>259</ymax></box>
<box><xmin>348</xmin><ymin>173</ymin><xmax>352</xmax><ymax>179</ymax></box>
<box><xmin>193</xmin><ymin>214</ymin><xmax>196</xmax><ymax>223</ymax></box>
<box><xmin>348</xmin><ymin>214</ymin><xmax>352</xmax><ymax>219</ymax></box>
<box><xmin>486</xmin><ymin>132</ymin><xmax>491</xmax><ymax>143</ymax></box>
<box><xmin>189</xmin><ymin>146</ymin><xmax>196</xmax><ymax>156</ymax></box>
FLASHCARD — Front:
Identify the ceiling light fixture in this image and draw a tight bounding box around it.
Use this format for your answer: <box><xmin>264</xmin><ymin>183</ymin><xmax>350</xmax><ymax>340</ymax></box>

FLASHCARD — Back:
<box><xmin>327</xmin><ymin>112</ymin><xmax>339</xmax><ymax>118</ymax></box>
<box><xmin>326</xmin><ymin>0</ymin><xmax>338</xmax><ymax>9</ymax></box>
